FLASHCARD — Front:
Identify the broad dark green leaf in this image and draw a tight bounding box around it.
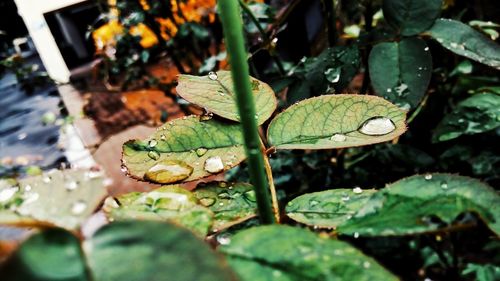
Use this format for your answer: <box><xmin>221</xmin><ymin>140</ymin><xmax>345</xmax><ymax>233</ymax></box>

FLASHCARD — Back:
<box><xmin>433</xmin><ymin>93</ymin><xmax>500</xmax><ymax>142</ymax></box>
<box><xmin>286</xmin><ymin>188</ymin><xmax>376</xmax><ymax>228</ymax></box>
<box><xmin>193</xmin><ymin>182</ymin><xmax>257</xmax><ymax>232</ymax></box>
<box><xmin>0</xmin><ymin>228</ymin><xmax>87</xmax><ymax>281</ymax></box>
<box><xmin>176</xmin><ymin>71</ymin><xmax>277</xmax><ymax>125</ymax></box>
<box><xmin>428</xmin><ymin>19</ymin><xmax>500</xmax><ymax>70</ymax></box>
<box><xmin>219</xmin><ymin>225</ymin><xmax>398</xmax><ymax>281</ymax></box>
<box><xmin>338</xmin><ymin>174</ymin><xmax>500</xmax><ymax>236</ymax></box>
<box><xmin>0</xmin><ymin>170</ymin><xmax>108</xmax><ymax>230</ymax></box>
<box><xmin>87</xmin><ymin>221</ymin><xmax>236</xmax><ymax>281</ymax></box>
<box><xmin>287</xmin><ymin>46</ymin><xmax>360</xmax><ymax>103</ymax></box>
<box><xmin>103</xmin><ymin>186</ymin><xmax>213</xmax><ymax>236</ymax></box>
<box><xmin>383</xmin><ymin>0</ymin><xmax>442</xmax><ymax>36</ymax></box>
<box><xmin>122</xmin><ymin>116</ymin><xmax>246</xmax><ymax>184</ymax></box>
<box><xmin>369</xmin><ymin>37</ymin><xmax>433</xmax><ymax>109</ymax></box>
<box><xmin>267</xmin><ymin>95</ymin><xmax>407</xmax><ymax>149</ymax></box>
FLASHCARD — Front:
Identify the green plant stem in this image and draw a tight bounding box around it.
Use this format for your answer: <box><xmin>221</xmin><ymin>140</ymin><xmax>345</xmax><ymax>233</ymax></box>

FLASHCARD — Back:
<box><xmin>238</xmin><ymin>0</ymin><xmax>286</xmax><ymax>75</ymax></box>
<box><xmin>360</xmin><ymin>0</ymin><xmax>373</xmax><ymax>95</ymax></box>
<box><xmin>321</xmin><ymin>0</ymin><xmax>337</xmax><ymax>46</ymax></box>
<box><xmin>218</xmin><ymin>0</ymin><xmax>276</xmax><ymax>224</ymax></box>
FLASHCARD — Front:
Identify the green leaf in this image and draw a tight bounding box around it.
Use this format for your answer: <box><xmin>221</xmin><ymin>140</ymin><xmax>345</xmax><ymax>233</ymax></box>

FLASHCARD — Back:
<box><xmin>0</xmin><ymin>170</ymin><xmax>107</xmax><ymax>230</ymax></box>
<box><xmin>0</xmin><ymin>228</ymin><xmax>87</xmax><ymax>281</ymax></box>
<box><xmin>219</xmin><ymin>225</ymin><xmax>398</xmax><ymax>281</ymax></box>
<box><xmin>338</xmin><ymin>174</ymin><xmax>500</xmax><ymax>236</ymax></box>
<box><xmin>122</xmin><ymin>116</ymin><xmax>246</xmax><ymax>184</ymax></box>
<box><xmin>433</xmin><ymin>93</ymin><xmax>500</xmax><ymax>142</ymax></box>
<box><xmin>103</xmin><ymin>186</ymin><xmax>213</xmax><ymax>236</ymax></box>
<box><xmin>286</xmin><ymin>188</ymin><xmax>377</xmax><ymax>228</ymax></box>
<box><xmin>176</xmin><ymin>71</ymin><xmax>277</xmax><ymax>125</ymax></box>
<box><xmin>87</xmin><ymin>221</ymin><xmax>236</xmax><ymax>281</ymax></box>
<box><xmin>428</xmin><ymin>19</ymin><xmax>500</xmax><ymax>70</ymax></box>
<box><xmin>287</xmin><ymin>46</ymin><xmax>360</xmax><ymax>103</ymax></box>
<box><xmin>369</xmin><ymin>37</ymin><xmax>433</xmax><ymax>108</ymax></box>
<box><xmin>193</xmin><ymin>182</ymin><xmax>257</xmax><ymax>232</ymax></box>
<box><xmin>267</xmin><ymin>95</ymin><xmax>407</xmax><ymax>149</ymax></box>
<box><xmin>383</xmin><ymin>0</ymin><xmax>442</xmax><ymax>36</ymax></box>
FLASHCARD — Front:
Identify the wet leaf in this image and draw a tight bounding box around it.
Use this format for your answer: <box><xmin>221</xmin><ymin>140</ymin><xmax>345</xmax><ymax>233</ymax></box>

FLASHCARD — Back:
<box><xmin>103</xmin><ymin>186</ymin><xmax>213</xmax><ymax>236</ymax></box>
<box><xmin>0</xmin><ymin>170</ymin><xmax>108</xmax><ymax>230</ymax></box>
<box><xmin>219</xmin><ymin>225</ymin><xmax>398</xmax><ymax>281</ymax></box>
<box><xmin>193</xmin><ymin>182</ymin><xmax>257</xmax><ymax>232</ymax></box>
<box><xmin>0</xmin><ymin>228</ymin><xmax>87</xmax><ymax>281</ymax></box>
<box><xmin>122</xmin><ymin>116</ymin><xmax>246</xmax><ymax>184</ymax></box>
<box><xmin>286</xmin><ymin>188</ymin><xmax>376</xmax><ymax>228</ymax></box>
<box><xmin>267</xmin><ymin>95</ymin><xmax>407</xmax><ymax>149</ymax></box>
<box><xmin>428</xmin><ymin>19</ymin><xmax>500</xmax><ymax>70</ymax></box>
<box><xmin>383</xmin><ymin>0</ymin><xmax>442</xmax><ymax>36</ymax></box>
<box><xmin>287</xmin><ymin>46</ymin><xmax>360</xmax><ymax>103</ymax></box>
<box><xmin>338</xmin><ymin>174</ymin><xmax>500</xmax><ymax>236</ymax></box>
<box><xmin>369</xmin><ymin>37</ymin><xmax>432</xmax><ymax>109</ymax></box>
<box><xmin>88</xmin><ymin>221</ymin><xmax>236</xmax><ymax>281</ymax></box>
<box><xmin>176</xmin><ymin>71</ymin><xmax>277</xmax><ymax>125</ymax></box>
<box><xmin>433</xmin><ymin>93</ymin><xmax>500</xmax><ymax>142</ymax></box>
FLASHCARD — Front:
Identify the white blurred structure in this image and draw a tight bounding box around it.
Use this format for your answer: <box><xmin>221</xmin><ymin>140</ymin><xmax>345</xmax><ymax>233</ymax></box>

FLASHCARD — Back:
<box><xmin>14</xmin><ymin>0</ymin><xmax>89</xmax><ymax>83</ymax></box>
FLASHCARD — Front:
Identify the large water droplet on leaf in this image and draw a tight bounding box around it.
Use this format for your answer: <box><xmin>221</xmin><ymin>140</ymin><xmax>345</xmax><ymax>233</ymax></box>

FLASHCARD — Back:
<box><xmin>358</xmin><ymin>117</ymin><xmax>396</xmax><ymax>136</ymax></box>
<box><xmin>330</xmin><ymin>133</ymin><xmax>346</xmax><ymax>142</ymax></box>
<box><xmin>144</xmin><ymin>160</ymin><xmax>194</xmax><ymax>184</ymax></box>
<box><xmin>208</xmin><ymin>71</ymin><xmax>218</xmax><ymax>80</ymax></box>
<box><xmin>148</xmin><ymin>150</ymin><xmax>161</xmax><ymax>160</ymax></box>
<box><xmin>148</xmin><ymin>139</ymin><xmax>158</xmax><ymax>148</ymax></box>
<box><xmin>204</xmin><ymin>156</ymin><xmax>224</xmax><ymax>174</ymax></box>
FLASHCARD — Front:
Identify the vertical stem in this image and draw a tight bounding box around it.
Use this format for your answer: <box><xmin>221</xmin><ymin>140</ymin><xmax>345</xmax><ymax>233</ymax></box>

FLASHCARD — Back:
<box><xmin>322</xmin><ymin>0</ymin><xmax>337</xmax><ymax>46</ymax></box>
<box><xmin>360</xmin><ymin>0</ymin><xmax>373</xmax><ymax>95</ymax></box>
<box><xmin>218</xmin><ymin>0</ymin><xmax>276</xmax><ymax>224</ymax></box>
<box><xmin>261</xmin><ymin>142</ymin><xmax>280</xmax><ymax>222</ymax></box>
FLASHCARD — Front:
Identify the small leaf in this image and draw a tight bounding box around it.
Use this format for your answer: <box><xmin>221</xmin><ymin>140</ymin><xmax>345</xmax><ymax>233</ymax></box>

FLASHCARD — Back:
<box><xmin>383</xmin><ymin>0</ymin><xmax>442</xmax><ymax>36</ymax></box>
<box><xmin>87</xmin><ymin>221</ymin><xmax>236</xmax><ymax>281</ymax></box>
<box><xmin>286</xmin><ymin>188</ymin><xmax>376</xmax><ymax>228</ymax></box>
<box><xmin>267</xmin><ymin>95</ymin><xmax>407</xmax><ymax>149</ymax></box>
<box><xmin>428</xmin><ymin>19</ymin><xmax>500</xmax><ymax>70</ymax></box>
<box><xmin>103</xmin><ymin>186</ymin><xmax>213</xmax><ymax>236</ymax></box>
<box><xmin>0</xmin><ymin>170</ymin><xmax>108</xmax><ymax>230</ymax></box>
<box><xmin>0</xmin><ymin>228</ymin><xmax>87</xmax><ymax>281</ymax></box>
<box><xmin>369</xmin><ymin>37</ymin><xmax>433</xmax><ymax>108</ymax></box>
<box><xmin>219</xmin><ymin>225</ymin><xmax>398</xmax><ymax>281</ymax></box>
<box><xmin>176</xmin><ymin>71</ymin><xmax>277</xmax><ymax>125</ymax></box>
<box><xmin>193</xmin><ymin>182</ymin><xmax>257</xmax><ymax>232</ymax></box>
<box><xmin>338</xmin><ymin>174</ymin><xmax>500</xmax><ymax>236</ymax></box>
<box><xmin>433</xmin><ymin>93</ymin><xmax>500</xmax><ymax>142</ymax></box>
<box><xmin>122</xmin><ymin>116</ymin><xmax>246</xmax><ymax>184</ymax></box>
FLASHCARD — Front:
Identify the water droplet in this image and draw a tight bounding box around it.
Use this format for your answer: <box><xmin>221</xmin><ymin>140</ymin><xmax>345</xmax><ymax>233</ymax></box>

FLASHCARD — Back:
<box><xmin>353</xmin><ymin>232</ymin><xmax>360</xmax><ymax>238</ymax></box>
<box><xmin>148</xmin><ymin>139</ymin><xmax>158</xmax><ymax>148</ymax></box>
<box><xmin>359</xmin><ymin>117</ymin><xmax>396</xmax><ymax>136</ymax></box>
<box><xmin>160</xmin><ymin>134</ymin><xmax>166</xmax><ymax>141</ymax></box>
<box><xmin>218</xmin><ymin>192</ymin><xmax>231</xmax><ymax>199</ymax></box>
<box><xmin>330</xmin><ymin>133</ymin><xmax>346</xmax><ymax>142</ymax></box>
<box><xmin>217</xmin><ymin>233</ymin><xmax>231</xmax><ymax>245</ymax></box>
<box><xmin>309</xmin><ymin>200</ymin><xmax>319</xmax><ymax>207</ymax></box>
<box><xmin>341</xmin><ymin>195</ymin><xmax>350</xmax><ymax>201</ymax></box>
<box><xmin>424</xmin><ymin>174</ymin><xmax>433</xmax><ymax>180</ymax></box>
<box><xmin>219</xmin><ymin>182</ymin><xmax>228</xmax><ymax>188</ymax></box>
<box><xmin>23</xmin><ymin>192</ymin><xmax>39</xmax><ymax>204</ymax></box>
<box><xmin>66</xmin><ymin>181</ymin><xmax>78</xmax><ymax>191</ymax></box>
<box><xmin>440</xmin><ymin>181</ymin><xmax>448</xmax><ymax>189</ymax></box>
<box><xmin>144</xmin><ymin>160</ymin><xmax>194</xmax><ymax>184</ymax></box>
<box><xmin>424</xmin><ymin>47</ymin><xmax>429</xmax><ymax>51</ymax></box>
<box><xmin>386</xmin><ymin>88</ymin><xmax>392</xmax><ymax>93</ymax></box>
<box><xmin>24</xmin><ymin>184</ymin><xmax>32</xmax><ymax>191</ymax></box>
<box><xmin>450</xmin><ymin>42</ymin><xmax>459</xmax><ymax>48</ymax></box>
<box><xmin>352</xmin><ymin>187</ymin><xmax>363</xmax><ymax>194</ymax></box>
<box><xmin>200</xmin><ymin>112</ymin><xmax>213</xmax><ymax>121</ymax></box>
<box><xmin>394</xmin><ymin>83</ymin><xmax>409</xmax><ymax>97</ymax></box>
<box><xmin>43</xmin><ymin>176</ymin><xmax>51</xmax><ymax>183</ymax></box>
<box><xmin>71</xmin><ymin>200</ymin><xmax>87</xmax><ymax>215</ymax></box>
<box><xmin>195</xmin><ymin>147</ymin><xmax>208</xmax><ymax>157</ymax></box>
<box><xmin>120</xmin><ymin>165</ymin><xmax>128</xmax><ymax>173</ymax></box>
<box><xmin>199</xmin><ymin>197</ymin><xmax>216</xmax><ymax>207</ymax></box>
<box><xmin>208</xmin><ymin>71</ymin><xmax>218</xmax><ymax>80</ymax></box>
<box><xmin>0</xmin><ymin>186</ymin><xmax>19</xmax><ymax>203</ymax></box>
<box><xmin>148</xmin><ymin>150</ymin><xmax>161</xmax><ymax>160</ymax></box>
<box><xmin>243</xmin><ymin>190</ymin><xmax>256</xmax><ymax>202</ymax></box>
<box><xmin>204</xmin><ymin>156</ymin><xmax>224</xmax><ymax>174</ymax></box>
<box><xmin>363</xmin><ymin>261</ymin><xmax>371</xmax><ymax>268</ymax></box>
<box><xmin>324</xmin><ymin>68</ymin><xmax>341</xmax><ymax>83</ymax></box>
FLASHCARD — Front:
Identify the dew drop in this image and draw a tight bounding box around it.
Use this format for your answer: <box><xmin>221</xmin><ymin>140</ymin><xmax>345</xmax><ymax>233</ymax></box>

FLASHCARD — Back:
<box><xmin>148</xmin><ymin>150</ymin><xmax>161</xmax><ymax>160</ymax></box>
<box><xmin>200</xmin><ymin>112</ymin><xmax>213</xmax><ymax>121</ymax></box>
<box><xmin>243</xmin><ymin>190</ymin><xmax>256</xmax><ymax>202</ymax></box>
<box><xmin>424</xmin><ymin>174</ymin><xmax>433</xmax><ymax>180</ymax></box>
<box><xmin>120</xmin><ymin>165</ymin><xmax>128</xmax><ymax>173</ymax></box>
<box><xmin>199</xmin><ymin>197</ymin><xmax>216</xmax><ymax>207</ymax></box>
<box><xmin>352</xmin><ymin>187</ymin><xmax>363</xmax><ymax>194</ymax></box>
<box><xmin>353</xmin><ymin>232</ymin><xmax>360</xmax><ymax>238</ymax></box>
<box><xmin>66</xmin><ymin>181</ymin><xmax>78</xmax><ymax>191</ymax></box>
<box><xmin>195</xmin><ymin>147</ymin><xmax>208</xmax><ymax>157</ymax></box>
<box><xmin>358</xmin><ymin>117</ymin><xmax>396</xmax><ymax>136</ymax></box>
<box><xmin>208</xmin><ymin>71</ymin><xmax>218</xmax><ymax>80</ymax></box>
<box><xmin>71</xmin><ymin>200</ymin><xmax>87</xmax><ymax>215</ymax></box>
<box><xmin>341</xmin><ymin>195</ymin><xmax>350</xmax><ymax>201</ymax></box>
<box><xmin>0</xmin><ymin>186</ymin><xmax>19</xmax><ymax>203</ymax></box>
<box><xmin>363</xmin><ymin>261</ymin><xmax>371</xmax><ymax>269</ymax></box>
<box><xmin>24</xmin><ymin>184</ymin><xmax>32</xmax><ymax>191</ymax></box>
<box><xmin>160</xmin><ymin>134</ymin><xmax>166</xmax><ymax>141</ymax></box>
<box><xmin>144</xmin><ymin>160</ymin><xmax>194</xmax><ymax>184</ymax></box>
<box><xmin>309</xmin><ymin>200</ymin><xmax>319</xmax><ymax>207</ymax></box>
<box><xmin>330</xmin><ymin>133</ymin><xmax>346</xmax><ymax>142</ymax></box>
<box><xmin>218</xmin><ymin>192</ymin><xmax>231</xmax><ymax>199</ymax></box>
<box><xmin>217</xmin><ymin>233</ymin><xmax>231</xmax><ymax>245</ymax></box>
<box><xmin>204</xmin><ymin>156</ymin><xmax>224</xmax><ymax>174</ymax></box>
<box><xmin>450</xmin><ymin>42</ymin><xmax>459</xmax><ymax>48</ymax></box>
<box><xmin>386</xmin><ymin>88</ymin><xmax>392</xmax><ymax>93</ymax></box>
<box><xmin>148</xmin><ymin>139</ymin><xmax>158</xmax><ymax>148</ymax></box>
<box><xmin>440</xmin><ymin>181</ymin><xmax>448</xmax><ymax>189</ymax></box>
<box><xmin>424</xmin><ymin>47</ymin><xmax>429</xmax><ymax>51</ymax></box>
<box><xmin>43</xmin><ymin>176</ymin><xmax>51</xmax><ymax>183</ymax></box>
